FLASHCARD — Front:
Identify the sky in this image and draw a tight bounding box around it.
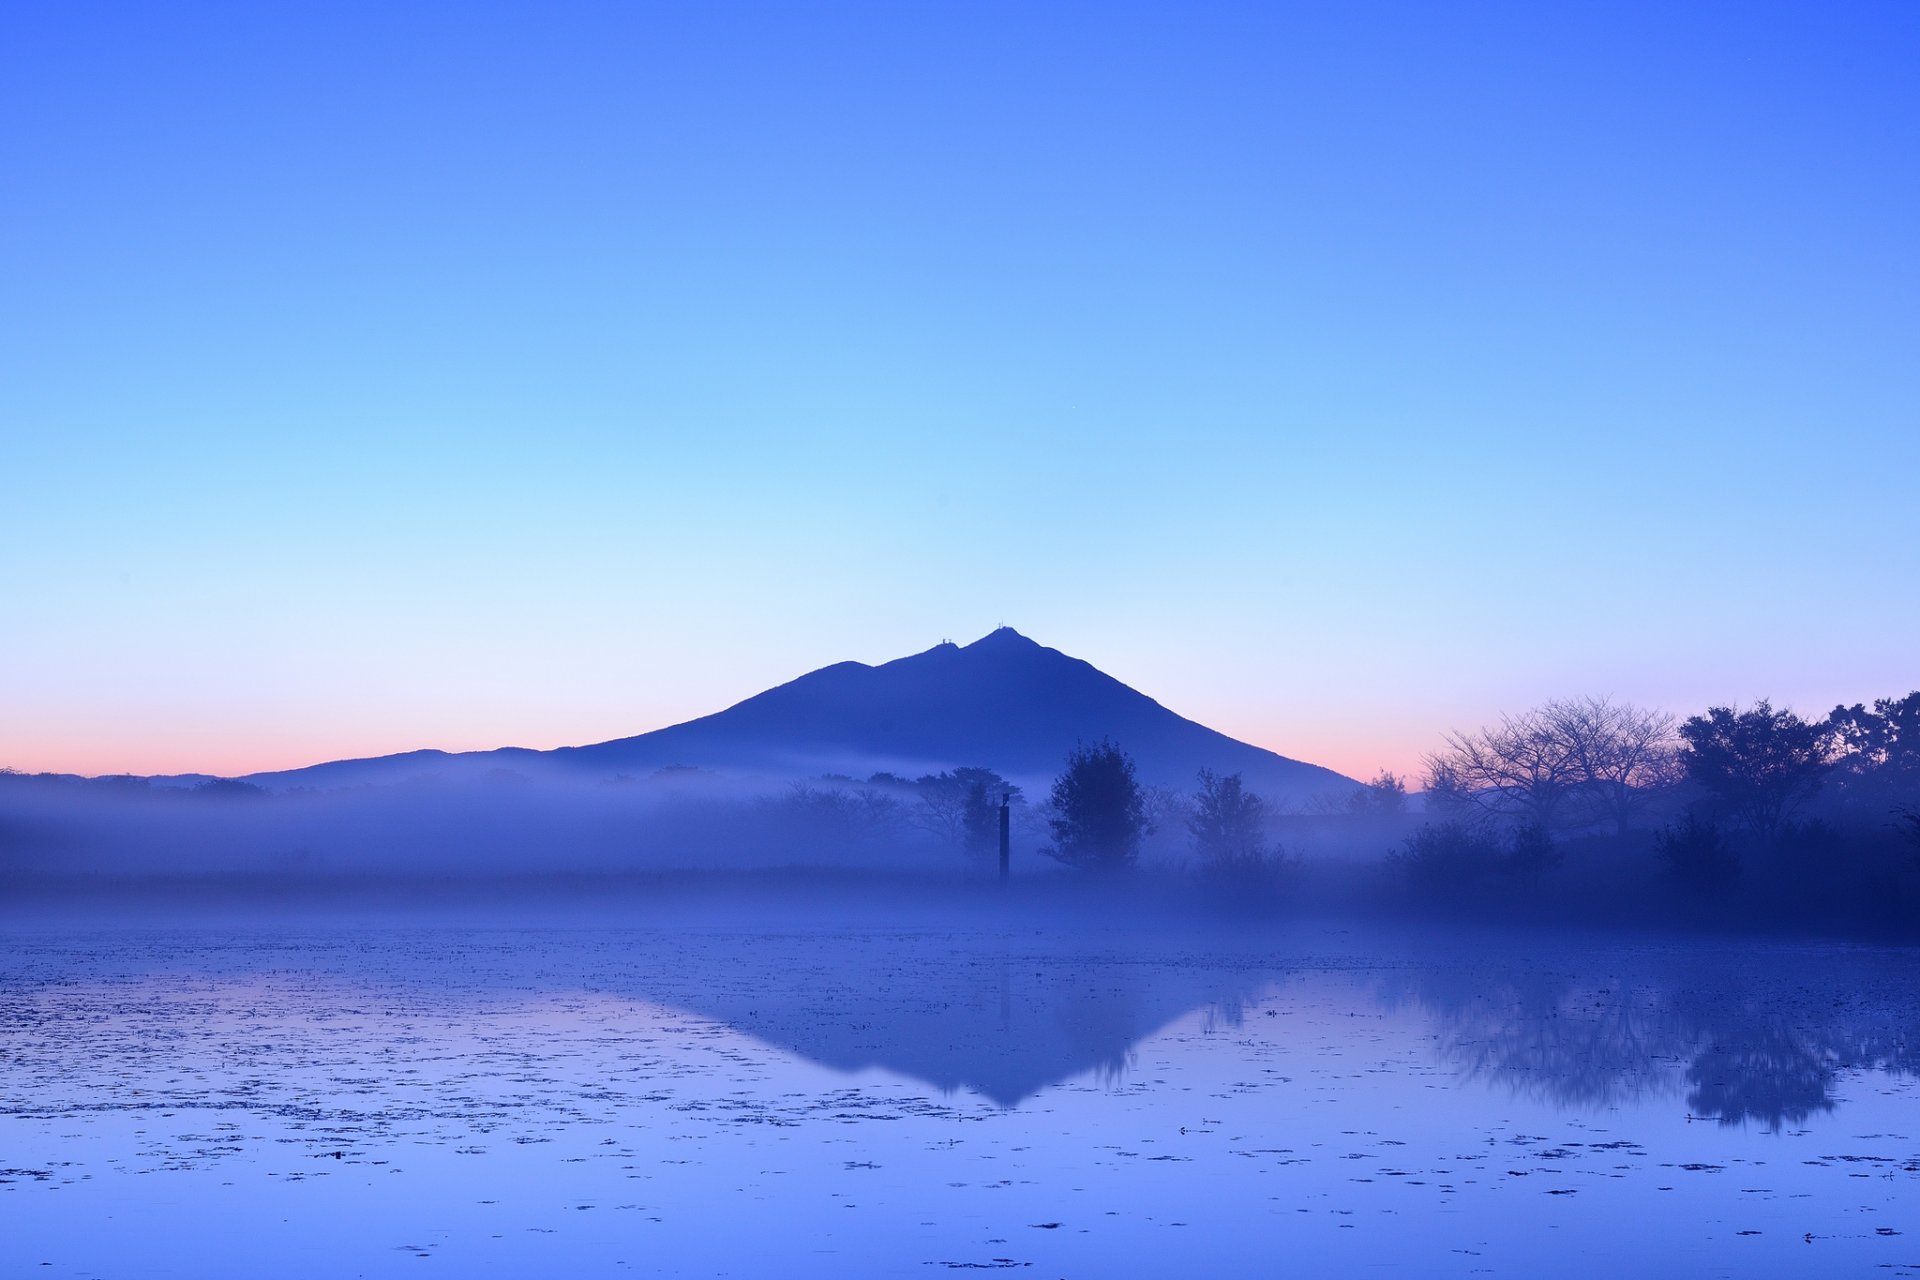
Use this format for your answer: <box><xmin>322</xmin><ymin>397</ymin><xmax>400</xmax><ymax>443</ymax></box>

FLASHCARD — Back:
<box><xmin>3</xmin><ymin>0</ymin><xmax>1917</xmax><ymax>783</ymax></box>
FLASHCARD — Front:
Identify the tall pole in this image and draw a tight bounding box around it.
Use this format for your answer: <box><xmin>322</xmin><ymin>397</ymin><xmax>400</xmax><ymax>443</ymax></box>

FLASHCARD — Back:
<box><xmin>998</xmin><ymin>791</ymin><xmax>1011</xmax><ymax>885</ymax></box>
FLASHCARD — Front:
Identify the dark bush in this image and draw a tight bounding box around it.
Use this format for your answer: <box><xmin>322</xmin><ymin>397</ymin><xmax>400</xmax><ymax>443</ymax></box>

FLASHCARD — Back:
<box><xmin>1391</xmin><ymin>822</ymin><xmax>1506</xmax><ymax>889</ymax></box>
<box><xmin>1656</xmin><ymin>812</ymin><xmax>1738</xmax><ymax>888</ymax></box>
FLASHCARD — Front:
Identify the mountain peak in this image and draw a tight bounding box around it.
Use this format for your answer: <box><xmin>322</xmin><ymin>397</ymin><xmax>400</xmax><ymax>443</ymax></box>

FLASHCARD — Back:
<box><xmin>246</xmin><ymin>628</ymin><xmax>1359</xmax><ymax>802</ymax></box>
<box><xmin>963</xmin><ymin>626</ymin><xmax>1039</xmax><ymax>652</ymax></box>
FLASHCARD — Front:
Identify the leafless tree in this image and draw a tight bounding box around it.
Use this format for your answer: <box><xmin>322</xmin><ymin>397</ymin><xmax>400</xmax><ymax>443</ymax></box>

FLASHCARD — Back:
<box><xmin>908</xmin><ymin>779</ymin><xmax>971</xmax><ymax>845</ymax></box>
<box><xmin>1423</xmin><ymin>708</ymin><xmax>1586</xmax><ymax>831</ymax></box>
<box><xmin>1543</xmin><ymin>697</ymin><xmax>1682</xmax><ymax>835</ymax></box>
<box><xmin>906</xmin><ymin>768</ymin><xmax>1020</xmax><ymax>857</ymax></box>
<box><xmin>1424</xmin><ymin>698</ymin><xmax>1679</xmax><ymax>836</ymax></box>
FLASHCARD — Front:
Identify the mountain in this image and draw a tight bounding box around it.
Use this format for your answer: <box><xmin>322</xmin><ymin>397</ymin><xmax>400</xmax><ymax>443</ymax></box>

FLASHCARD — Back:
<box><xmin>609</xmin><ymin>929</ymin><xmax>1277</xmax><ymax>1107</ymax></box>
<box><xmin>245</xmin><ymin>628</ymin><xmax>1357</xmax><ymax>803</ymax></box>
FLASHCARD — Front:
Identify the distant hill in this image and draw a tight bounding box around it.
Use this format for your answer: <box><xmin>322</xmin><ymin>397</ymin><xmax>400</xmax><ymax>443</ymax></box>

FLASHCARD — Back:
<box><xmin>244</xmin><ymin>628</ymin><xmax>1357</xmax><ymax>804</ymax></box>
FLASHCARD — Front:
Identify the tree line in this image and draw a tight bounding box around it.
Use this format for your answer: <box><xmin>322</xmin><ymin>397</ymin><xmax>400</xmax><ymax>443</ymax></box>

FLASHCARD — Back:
<box><xmin>1403</xmin><ymin>691</ymin><xmax>1920</xmax><ymax>895</ymax></box>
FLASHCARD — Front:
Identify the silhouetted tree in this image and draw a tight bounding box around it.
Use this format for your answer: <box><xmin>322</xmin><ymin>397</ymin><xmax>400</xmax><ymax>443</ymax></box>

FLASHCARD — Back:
<box><xmin>856</xmin><ymin>786</ymin><xmax>909</xmax><ymax>838</ymax></box>
<box><xmin>1391</xmin><ymin>819</ymin><xmax>1559</xmax><ymax>890</ymax></box>
<box><xmin>1138</xmin><ymin>784</ymin><xmax>1192</xmax><ymax>856</ymax></box>
<box><xmin>1505</xmin><ymin>822</ymin><xmax>1560</xmax><ymax>878</ymax></box>
<box><xmin>1188</xmin><ymin>769</ymin><xmax>1268</xmax><ymax>872</ymax></box>
<box><xmin>1419</xmin><ymin>759</ymin><xmax>1476</xmax><ymax>822</ymax></box>
<box><xmin>1045</xmin><ymin>740</ymin><xmax>1146</xmax><ymax>872</ymax></box>
<box><xmin>1825</xmin><ymin>693</ymin><xmax>1920</xmax><ymax>811</ymax></box>
<box><xmin>1390</xmin><ymin>822</ymin><xmax>1506</xmax><ymax>889</ymax></box>
<box><xmin>190</xmin><ymin>778</ymin><xmax>269</xmax><ymax>800</ymax></box>
<box><xmin>775</xmin><ymin>783</ymin><xmax>861</xmax><ymax>847</ymax></box>
<box><xmin>1656</xmin><ymin>812</ymin><xmax>1739</xmax><ymax>888</ymax></box>
<box><xmin>1545</xmin><ymin>697</ymin><xmax>1682</xmax><ymax>834</ymax></box>
<box><xmin>1679</xmin><ymin>701</ymin><xmax>1828</xmax><ymax>843</ymax></box>
<box><xmin>1423</xmin><ymin>709</ymin><xmax>1584</xmax><ymax>831</ymax></box>
<box><xmin>1346</xmin><ymin>770</ymin><xmax>1409</xmax><ymax>817</ymax></box>
<box><xmin>911</xmin><ymin>767</ymin><xmax>1021</xmax><ymax>858</ymax></box>
<box><xmin>1826</xmin><ymin>693</ymin><xmax>1920</xmax><ymax>771</ymax></box>
<box><xmin>1894</xmin><ymin>808</ymin><xmax>1920</xmax><ymax>864</ymax></box>
<box><xmin>1425</xmin><ymin>699</ymin><xmax>1678</xmax><ymax>836</ymax></box>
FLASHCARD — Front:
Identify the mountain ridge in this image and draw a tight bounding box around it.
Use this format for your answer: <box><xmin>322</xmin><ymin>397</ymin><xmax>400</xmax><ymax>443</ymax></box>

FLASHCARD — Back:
<box><xmin>238</xmin><ymin>628</ymin><xmax>1357</xmax><ymax>802</ymax></box>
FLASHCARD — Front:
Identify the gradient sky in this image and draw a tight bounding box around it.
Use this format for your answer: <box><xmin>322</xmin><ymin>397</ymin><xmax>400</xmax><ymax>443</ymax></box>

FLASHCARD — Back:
<box><xmin>4</xmin><ymin>1</ymin><xmax>1916</xmax><ymax>783</ymax></box>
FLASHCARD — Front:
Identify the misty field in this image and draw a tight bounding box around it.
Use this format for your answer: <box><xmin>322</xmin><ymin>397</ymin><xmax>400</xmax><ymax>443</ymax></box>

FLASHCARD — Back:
<box><xmin>3</xmin><ymin>913</ymin><xmax>1917</xmax><ymax>1277</ymax></box>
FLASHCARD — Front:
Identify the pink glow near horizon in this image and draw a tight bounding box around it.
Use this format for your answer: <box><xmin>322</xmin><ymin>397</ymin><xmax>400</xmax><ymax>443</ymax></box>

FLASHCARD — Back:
<box><xmin>0</xmin><ymin>703</ymin><xmax>1429</xmax><ymax>786</ymax></box>
<box><xmin>5</xmin><ymin>4</ymin><xmax>1917</xmax><ymax>799</ymax></box>
<box><xmin>5</xmin><ymin>664</ymin><xmax>1899</xmax><ymax>786</ymax></box>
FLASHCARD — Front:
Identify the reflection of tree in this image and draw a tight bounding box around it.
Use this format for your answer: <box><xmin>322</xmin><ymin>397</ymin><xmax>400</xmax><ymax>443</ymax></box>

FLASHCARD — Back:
<box><xmin>1389</xmin><ymin>949</ymin><xmax>1920</xmax><ymax>1131</ymax></box>
<box><xmin>1380</xmin><ymin>968</ymin><xmax>1687</xmax><ymax>1111</ymax></box>
<box><xmin>1685</xmin><ymin>1032</ymin><xmax>1833</xmax><ymax>1127</ymax></box>
<box><xmin>1828</xmin><ymin>1015</ymin><xmax>1920</xmax><ymax>1077</ymax></box>
<box><xmin>1660</xmin><ymin>976</ymin><xmax>1843</xmax><ymax>1128</ymax></box>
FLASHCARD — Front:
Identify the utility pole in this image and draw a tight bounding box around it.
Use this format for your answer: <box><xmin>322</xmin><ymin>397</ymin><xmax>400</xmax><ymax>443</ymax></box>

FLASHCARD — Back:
<box><xmin>998</xmin><ymin>791</ymin><xmax>1011</xmax><ymax>885</ymax></box>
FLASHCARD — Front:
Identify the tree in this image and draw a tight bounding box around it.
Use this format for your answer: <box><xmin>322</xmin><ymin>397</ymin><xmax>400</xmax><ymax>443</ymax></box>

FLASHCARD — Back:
<box><xmin>1824</xmin><ymin>693</ymin><xmax>1920</xmax><ymax>807</ymax></box>
<box><xmin>910</xmin><ymin>767</ymin><xmax>1021</xmax><ymax>859</ymax></box>
<box><xmin>1346</xmin><ymin>770</ymin><xmax>1409</xmax><ymax>817</ymax></box>
<box><xmin>1391</xmin><ymin>820</ymin><xmax>1558</xmax><ymax>890</ymax></box>
<box><xmin>1188</xmin><ymin>769</ymin><xmax>1268</xmax><ymax>871</ymax></box>
<box><xmin>1893</xmin><ymin>808</ymin><xmax>1920</xmax><ymax>866</ymax></box>
<box><xmin>1424</xmin><ymin>699</ymin><xmax>1679</xmax><ymax>836</ymax></box>
<box><xmin>1543</xmin><ymin>697</ymin><xmax>1681</xmax><ymax>835</ymax></box>
<box><xmin>1655</xmin><ymin>812</ymin><xmax>1739</xmax><ymax>888</ymax></box>
<box><xmin>1423</xmin><ymin>708</ymin><xmax>1585</xmax><ymax>831</ymax></box>
<box><xmin>1045</xmin><ymin>740</ymin><xmax>1147</xmax><ymax>872</ymax></box>
<box><xmin>1389</xmin><ymin>822</ymin><xmax>1506</xmax><ymax>890</ymax></box>
<box><xmin>1138</xmin><ymin>784</ymin><xmax>1192</xmax><ymax>856</ymax></box>
<box><xmin>1679</xmin><ymin>701</ymin><xmax>1829</xmax><ymax>843</ymax></box>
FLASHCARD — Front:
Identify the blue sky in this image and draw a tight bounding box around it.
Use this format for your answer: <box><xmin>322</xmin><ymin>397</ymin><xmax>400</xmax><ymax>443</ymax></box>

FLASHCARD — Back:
<box><xmin>3</xmin><ymin>1</ymin><xmax>1916</xmax><ymax>780</ymax></box>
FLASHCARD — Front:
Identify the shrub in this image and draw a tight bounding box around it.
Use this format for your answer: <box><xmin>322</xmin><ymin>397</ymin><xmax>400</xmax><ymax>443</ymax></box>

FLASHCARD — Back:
<box><xmin>1656</xmin><ymin>812</ymin><xmax>1738</xmax><ymax>888</ymax></box>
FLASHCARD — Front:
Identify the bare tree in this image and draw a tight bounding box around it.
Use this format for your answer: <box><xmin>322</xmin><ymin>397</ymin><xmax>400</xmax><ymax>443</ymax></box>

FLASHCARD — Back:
<box><xmin>907</xmin><ymin>777</ymin><xmax>971</xmax><ymax>846</ymax></box>
<box><xmin>907</xmin><ymin>768</ymin><xmax>1020</xmax><ymax>858</ymax></box>
<box><xmin>1423</xmin><ymin>709</ymin><xmax>1586</xmax><ymax>832</ymax></box>
<box><xmin>1543</xmin><ymin>697</ymin><xmax>1682</xmax><ymax>836</ymax></box>
<box><xmin>1424</xmin><ymin>698</ymin><xmax>1679</xmax><ymax>836</ymax></box>
<box><xmin>1137</xmin><ymin>784</ymin><xmax>1188</xmax><ymax>859</ymax></box>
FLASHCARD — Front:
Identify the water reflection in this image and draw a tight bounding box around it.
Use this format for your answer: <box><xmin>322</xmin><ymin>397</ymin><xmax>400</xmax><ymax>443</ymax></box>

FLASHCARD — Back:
<box><xmin>7</xmin><ymin>926</ymin><xmax>1915</xmax><ymax>1129</ymax></box>
<box><xmin>497</xmin><ymin>931</ymin><xmax>1920</xmax><ymax>1124</ymax></box>
<box><xmin>602</xmin><ymin>932</ymin><xmax>1920</xmax><ymax>1127</ymax></box>
<box><xmin>581</xmin><ymin>932</ymin><xmax>1274</xmax><ymax>1107</ymax></box>
<box><xmin>1380</xmin><ymin>944</ymin><xmax>1920</xmax><ymax>1129</ymax></box>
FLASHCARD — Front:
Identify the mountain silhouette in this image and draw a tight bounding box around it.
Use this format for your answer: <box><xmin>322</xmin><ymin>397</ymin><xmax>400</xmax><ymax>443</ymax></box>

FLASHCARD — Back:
<box><xmin>245</xmin><ymin>628</ymin><xmax>1356</xmax><ymax>802</ymax></box>
<box><xmin>598</xmin><ymin>928</ymin><xmax>1280</xmax><ymax>1107</ymax></box>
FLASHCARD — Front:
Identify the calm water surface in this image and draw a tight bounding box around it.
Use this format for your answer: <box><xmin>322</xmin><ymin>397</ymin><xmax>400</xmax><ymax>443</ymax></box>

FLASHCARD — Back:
<box><xmin>3</xmin><ymin>919</ymin><xmax>1917</xmax><ymax>1276</ymax></box>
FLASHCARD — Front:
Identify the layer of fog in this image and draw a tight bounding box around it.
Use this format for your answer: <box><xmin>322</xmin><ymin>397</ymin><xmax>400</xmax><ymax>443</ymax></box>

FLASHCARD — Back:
<box><xmin>0</xmin><ymin>762</ymin><xmax>1408</xmax><ymax>881</ymax></box>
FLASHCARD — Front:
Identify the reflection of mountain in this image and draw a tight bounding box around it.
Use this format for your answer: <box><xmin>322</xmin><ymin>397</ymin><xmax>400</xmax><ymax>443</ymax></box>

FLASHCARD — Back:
<box><xmin>1382</xmin><ymin>945</ymin><xmax>1920</xmax><ymax>1129</ymax></box>
<box><xmin>593</xmin><ymin>931</ymin><xmax>1273</xmax><ymax>1107</ymax></box>
<box><xmin>566</xmin><ymin>931</ymin><xmax>1920</xmax><ymax>1120</ymax></box>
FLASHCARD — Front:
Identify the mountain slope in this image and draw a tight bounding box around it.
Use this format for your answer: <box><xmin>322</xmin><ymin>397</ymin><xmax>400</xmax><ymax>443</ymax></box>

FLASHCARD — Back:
<box><xmin>246</xmin><ymin>628</ymin><xmax>1357</xmax><ymax>803</ymax></box>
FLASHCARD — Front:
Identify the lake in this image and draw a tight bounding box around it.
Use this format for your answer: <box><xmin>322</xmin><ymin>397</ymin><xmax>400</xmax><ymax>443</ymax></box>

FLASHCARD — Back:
<box><xmin>3</xmin><ymin>913</ymin><xmax>1916</xmax><ymax>1276</ymax></box>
